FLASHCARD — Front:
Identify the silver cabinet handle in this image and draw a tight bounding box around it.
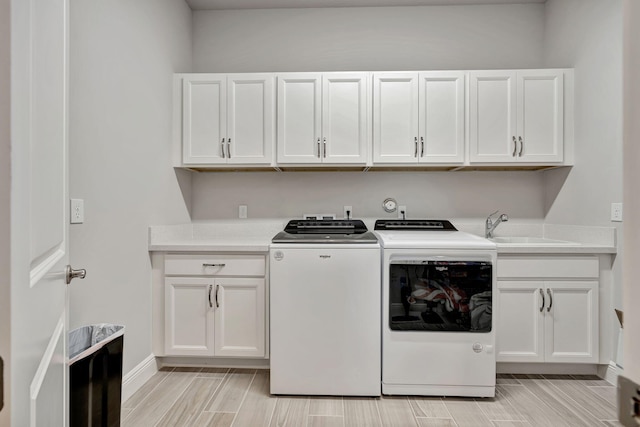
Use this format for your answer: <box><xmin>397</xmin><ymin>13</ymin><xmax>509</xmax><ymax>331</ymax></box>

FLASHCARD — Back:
<box><xmin>323</xmin><ymin>137</ymin><xmax>327</xmax><ymax>158</ymax></box>
<box><xmin>65</xmin><ymin>265</ymin><xmax>87</xmax><ymax>285</ymax></box>
<box><xmin>518</xmin><ymin>136</ymin><xmax>524</xmax><ymax>157</ymax></box>
<box><xmin>547</xmin><ymin>288</ymin><xmax>553</xmax><ymax>312</ymax></box>
<box><xmin>420</xmin><ymin>137</ymin><xmax>424</xmax><ymax>157</ymax></box>
<box><xmin>203</xmin><ymin>263</ymin><xmax>226</xmax><ymax>268</ymax></box>
<box><xmin>215</xmin><ymin>284</ymin><xmax>220</xmax><ymax>308</ymax></box>
<box><xmin>208</xmin><ymin>284</ymin><xmax>213</xmax><ymax>308</ymax></box>
<box><xmin>414</xmin><ymin>137</ymin><xmax>418</xmax><ymax>157</ymax></box>
<box><xmin>221</xmin><ymin>138</ymin><xmax>226</xmax><ymax>158</ymax></box>
<box><xmin>317</xmin><ymin>137</ymin><xmax>321</xmax><ymax>158</ymax></box>
<box><xmin>512</xmin><ymin>136</ymin><xmax>517</xmax><ymax>157</ymax></box>
<box><xmin>539</xmin><ymin>288</ymin><xmax>545</xmax><ymax>312</ymax></box>
<box><xmin>227</xmin><ymin>138</ymin><xmax>231</xmax><ymax>159</ymax></box>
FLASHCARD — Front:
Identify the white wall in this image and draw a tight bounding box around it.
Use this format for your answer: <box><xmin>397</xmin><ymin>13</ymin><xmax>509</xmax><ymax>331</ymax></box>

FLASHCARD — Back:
<box><xmin>542</xmin><ymin>0</ymin><xmax>624</xmax><ymax>367</ymax></box>
<box><xmin>69</xmin><ymin>0</ymin><xmax>192</xmax><ymax>374</ymax></box>
<box><xmin>542</xmin><ymin>0</ymin><xmax>623</xmax><ymax>226</ymax></box>
<box><xmin>191</xmin><ymin>4</ymin><xmax>546</xmax><ymax>221</ymax></box>
<box><xmin>0</xmin><ymin>0</ymin><xmax>10</xmax><ymax>423</ymax></box>
<box><xmin>193</xmin><ymin>4</ymin><xmax>545</xmax><ymax>72</ymax></box>
<box><xmin>192</xmin><ymin>171</ymin><xmax>544</xmax><ymax>221</ymax></box>
<box><xmin>623</xmin><ymin>0</ymin><xmax>640</xmax><ymax>384</ymax></box>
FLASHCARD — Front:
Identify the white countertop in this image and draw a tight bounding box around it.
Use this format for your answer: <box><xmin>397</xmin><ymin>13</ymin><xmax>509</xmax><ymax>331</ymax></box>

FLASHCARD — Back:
<box><xmin>148</xmin><ymin>220</ymin><xmax>284</xmax><ymax>252</ymax></box>
<box><xmin>148</xmin><ymin>220</ymin><xmax>617</xmax><ymax>255</ymax></box>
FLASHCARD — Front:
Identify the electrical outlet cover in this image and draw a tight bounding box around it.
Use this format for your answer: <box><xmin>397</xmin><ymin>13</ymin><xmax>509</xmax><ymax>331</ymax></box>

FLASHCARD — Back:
<box><xmin>70</xmin><ymin>199</ymin><xmax>84</xmax><ymax>224</ymax></box>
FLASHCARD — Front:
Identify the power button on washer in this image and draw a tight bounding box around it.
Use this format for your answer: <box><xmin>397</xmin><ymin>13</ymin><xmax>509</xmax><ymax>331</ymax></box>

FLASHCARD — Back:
<box><xmin>472</xmin><ymin>342</ymin><xmax>484</xmax><ymax>353</ymax></box>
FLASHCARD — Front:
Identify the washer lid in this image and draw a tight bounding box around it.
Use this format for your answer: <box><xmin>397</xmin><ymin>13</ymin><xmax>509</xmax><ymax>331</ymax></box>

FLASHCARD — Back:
<box><xmin>375</xmin><ymin>229</ymin><xmax>496</xmax><ymax>250</ymax></box>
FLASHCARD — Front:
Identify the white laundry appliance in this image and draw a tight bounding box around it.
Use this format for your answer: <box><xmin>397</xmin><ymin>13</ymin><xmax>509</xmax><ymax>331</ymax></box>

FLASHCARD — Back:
<box><xmin>270</xmin><ymin>219</ymin><xmax>381</xmax><ymax>396</ymax></box>
<box><xmin>374</xmin><ymin>219</ymin><xmax>497</xmax><ymax>398</ymax></box>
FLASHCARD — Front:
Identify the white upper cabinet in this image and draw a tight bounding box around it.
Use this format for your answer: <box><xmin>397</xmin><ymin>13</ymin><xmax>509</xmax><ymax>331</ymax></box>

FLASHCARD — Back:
<box><xmin>373</xmin><ymin>73</ymin><xmax>419</xmax><ymax>164</ymax></box>
<box><xmin>373</xmin><ymin>72</ymin><xmax>465</xmax><ymax>164</ymax></box>
<box><xmin>277</xmin><ymin>73</ymin><xmax>369</xmax><ymax>164</ymax></box>
<box><xmin>182</xmin><ymin>74</ymin><xmax>274</xmax><ymax>165</ymax></box>
<box><xmin>469</xmin><ymin>70</ymin><xmax>564</xmax><ymax>164</ymax></box>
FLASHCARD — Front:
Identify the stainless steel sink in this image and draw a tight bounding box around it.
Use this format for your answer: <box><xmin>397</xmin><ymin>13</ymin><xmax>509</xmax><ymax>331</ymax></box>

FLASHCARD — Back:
<box><xmin>490</xmin><ymin>236</ymin><xmax>580</xmax><ymax>246</ymax></box>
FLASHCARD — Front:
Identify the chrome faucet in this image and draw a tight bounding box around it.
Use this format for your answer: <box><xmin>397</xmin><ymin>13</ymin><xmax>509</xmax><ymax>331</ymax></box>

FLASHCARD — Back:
<box><xmin>485</xmin><ymin>211</ymin><xmax>509</xmax><ymax>238</ymax></box>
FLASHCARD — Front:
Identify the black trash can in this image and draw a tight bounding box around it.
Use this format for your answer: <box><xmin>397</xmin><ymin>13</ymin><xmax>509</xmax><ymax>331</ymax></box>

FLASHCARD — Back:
<box><xmin>69</xmin><ymin>324</ymin><xmax>124</xmax><ymax>427</ymax></box>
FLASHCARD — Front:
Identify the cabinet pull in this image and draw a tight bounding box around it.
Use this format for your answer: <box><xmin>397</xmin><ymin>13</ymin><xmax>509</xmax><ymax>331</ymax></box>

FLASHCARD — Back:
<box><xmin>512</xmin><ymin>136</ymin><xmax>517</xmax><ymax>157</ymax></box>
<box><xmin>323</xmin><ymin>137</ymin><xmax>327</xmax><ymax>158</ymax></box>
<box><xmin>414</xmin><ymin>137</ymin><xmax>418</xmax><ymax>158</ymax></box>
<box><xmin>227</xmin><ymin>138</ymin><xmax>231</xmax><ymax>159</ymax></box>
<box><xmin>208</xmin><ymin>284</ymin><xmax>213</xmax><ymax>308</ymax></box>
<box><xmin>518</xmin><ymin>136</ymin><xmax>524</xmax><ymax>157</ymax></box>
<box><xmin>215</xmin><ymin>284</ymin><xmax>220</xmax><ymax>308</ymax></box>
<box><xmin>221</xmin><ymin>138</ymin><xmax>226</xmax><ymax>158</ymax></box>
<box><xmin>539</xmin><ymin>288</ymin><xmax>545</xmax><ymax>312</ymax></box>
<box><xmin>317</xmin><ymin>137</ymin><xmax>321</xmax><ymax>158</ymax></box>
<box><xmin>547</xmin><ymin>288</ymin><xmax>553</xmax><ymax>312</ymax></box>
<box><xmin>420</xmin><ymin>137</ymin><xmax>424</xmax><ymax>157</ymax></box>
<box><xmin>203</xmin><ymin>263</ymin><xmax>226</xmax><ymax>268</ymax></box>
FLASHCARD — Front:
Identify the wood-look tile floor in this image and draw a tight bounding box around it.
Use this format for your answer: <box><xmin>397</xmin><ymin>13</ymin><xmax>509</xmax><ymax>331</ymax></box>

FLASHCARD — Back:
<box><xmin>122</xmin><ymin>369</ymin><xmax>624</xmax><ymax>427</ymax></box>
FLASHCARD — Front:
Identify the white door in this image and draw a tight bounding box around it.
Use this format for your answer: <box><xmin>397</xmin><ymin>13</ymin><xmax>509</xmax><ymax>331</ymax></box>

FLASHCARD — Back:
<box><xmin>10</xmin><ymin>0</ymin><xmax>77</xmax><ymax>424</ymax></box>
<box><xmin>544</xmin><ymin>281</ymin><xmax>599</xmax><ymax>363</ymax></box>
<box><xmin>496</xmin><ymin>281</ymin><xmax>545</xmax><ymax>363</ymax></box>
<box><xmin>227</xmin><ymin>74</ymin><xmax>274</xmax><ymax>165</ymax></box>
<box><xmin>516</xmin><ymin>70</ymin><xmax>564</xmax><ymax>163</ymax></box>
<box><xmin>418</xmin><ymin>71</ymin><xmax>465</xmax><ymax>164</ymax></box>
<box><xmin>277</xmin><ymin>74</ymin><xmax>322</xmax><ymax>164</ymax></box>
<box><xmin>182</xmin><ymin>74</ymin><xmax>227</xmax><ymax>165</ymax></box>
<box><xmin>322</xmin><ymin>73</ymin><xmax>369</xmax><ymax>164</ymax></box>
<box><xmin>213</xmin><ymin>278</ymin><xmax>265</xmax><ymax>358</ymax></box>
<box><xmin>372</xmin><ymin>73</ymin><xmax>419</xmax><ymax>164</ymax></box>
<box><xmin>469</xmin><ymin>71</ymin><xmax>518</xmax><ymax>163</ymax></box>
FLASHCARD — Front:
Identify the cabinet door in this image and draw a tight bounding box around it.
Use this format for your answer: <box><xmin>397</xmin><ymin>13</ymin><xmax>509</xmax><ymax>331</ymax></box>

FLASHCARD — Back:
<box><xmin>418</xmin><ymin>72</ymin><xmax>465</xmax><ymax>164</ymax></box>
<box><xmin>517</xmin><ymin>70</ymin><xmax>564</xmax><ymax>163</ymax></box>
<box><xmin>469</xmin><ymin>71</ymin><xmax>517</xmax><ymax>163</ymax></box>
<box><xmin>322</xmin><ymin>73</ymin><xmax>369</xmax><ymax>164</ymax></box>
<box><xmin>182</xmin><ymin>74</ymin><xmax>227</xmax><ymax>165</ymax></box>
<box><xmin>277</xmin><ymin>74</ymin><xmax>322</xmax><ymax>163</ymax></box>
<box><xmin>544</xmin><ymin>281</ymin><xmax>598</xmax><ymax>363</ymax></box>
<box><xmin>214</xmin><ymin>278</ymin><xmax>265</xmax><ymax>358</ymax></box>
<box><xmin>165</xmin><ymin>278</ymin><xmax>215</xmax><ymax>356</ymax></box>
<box><xmin>227</xmin><ymin>74</ymin><xmax>274</xmax><ymax>165</ymax></box>
<box><xmin>496</xmin><ymin>281</ymin><xmax>545</xmax><ymax>363</ymax></box>
<box><xmin>373</xmin><ymin>73</ymin><xmax>419</xmax><ymax>164</ymax></box>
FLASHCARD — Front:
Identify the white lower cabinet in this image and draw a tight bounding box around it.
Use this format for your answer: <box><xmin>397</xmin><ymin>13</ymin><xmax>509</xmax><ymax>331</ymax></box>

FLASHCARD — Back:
<box><xmin>163</xmin><ymin>254</ymin><xmax>266</xmax><ymax>358</ymax></box>
<box><xmin>496</xmin><ymin>256</ymin><xmax>599</xmax><ymax>364</ymax></box>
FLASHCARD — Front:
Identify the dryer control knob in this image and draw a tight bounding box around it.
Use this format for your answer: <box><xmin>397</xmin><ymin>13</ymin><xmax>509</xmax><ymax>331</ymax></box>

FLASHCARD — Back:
<box><xmin>472</xmin><ymin>342</ymin><xmax>484</xmax><ymax>353</ymax></box>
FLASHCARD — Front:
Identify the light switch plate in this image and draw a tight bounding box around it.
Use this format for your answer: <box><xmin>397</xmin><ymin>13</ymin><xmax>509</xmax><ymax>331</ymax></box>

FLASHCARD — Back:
<box><xmin>239</xmin><ymin>205</ymin><xmax>247</xmax><ymax>219</ymax></box>
<box><xmin>70</xmin><ymin>199</ymin><xmax>84</xmax><ymax>224</ymax></box>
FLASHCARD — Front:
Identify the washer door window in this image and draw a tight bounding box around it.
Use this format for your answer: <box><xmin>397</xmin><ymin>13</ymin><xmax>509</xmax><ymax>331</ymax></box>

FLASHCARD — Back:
<box><xmin>389</xmin><ymin>261</ymin><xmax>492</xmax><ymax>332</ymax></box>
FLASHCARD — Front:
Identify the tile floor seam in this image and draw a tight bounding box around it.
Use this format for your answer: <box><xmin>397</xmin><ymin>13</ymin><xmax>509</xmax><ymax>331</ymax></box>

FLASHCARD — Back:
<box><xmin>152</xmin><ymin>372</ymin><xmax>201</xmax><ymax>427</ymax></box>
<box><xmin>544</xmin><ymin>378</ymin><xmax>615</xmax><ymax>422</ymax></box>
<box><xmin>228</xmin><ymin>370</ymin><xmax>257</xmax><ymax>427</ymax></box>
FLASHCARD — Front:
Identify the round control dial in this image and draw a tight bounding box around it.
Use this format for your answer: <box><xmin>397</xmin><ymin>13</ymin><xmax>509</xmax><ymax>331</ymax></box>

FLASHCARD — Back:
<box><xmin>383</xmin><ymin>198</ymin><xmax>397</xmax><ymax>213</ymax></box>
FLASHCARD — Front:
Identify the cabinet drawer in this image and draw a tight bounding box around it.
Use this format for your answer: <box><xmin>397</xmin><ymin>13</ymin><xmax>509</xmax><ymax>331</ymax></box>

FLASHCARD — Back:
<box><xmin>165</xmin><ymin>254</ymin><xmax>265</xmax><ymax>277</ymax></box>
<box><xmin>497</xmin><ymin>256</ymin><xmax>598</xmax><ymax>279</ymax></box>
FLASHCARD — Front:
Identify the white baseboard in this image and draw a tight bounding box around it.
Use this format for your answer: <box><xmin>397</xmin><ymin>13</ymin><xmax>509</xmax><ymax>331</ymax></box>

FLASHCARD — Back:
<box><xmin>600</xmin><ymin>361</ymin><xmax>622</xmax><ymax>386</ymax></box>
<box><xmin>121</xmin><ymin>354</ymin><xmax>158</xmax><ymax>403</ymax></box>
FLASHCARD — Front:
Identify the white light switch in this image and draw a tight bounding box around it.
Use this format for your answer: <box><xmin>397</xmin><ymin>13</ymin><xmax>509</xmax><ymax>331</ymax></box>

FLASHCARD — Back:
<box><xmin>70</xmin><ymin>199</ymin><xmax>84</xmax><ymax>224</ymax></box>
<box><xmin>239</xmin><ymin>205</ymin><xmax>248</xmax><ymax>219</ymax></box>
